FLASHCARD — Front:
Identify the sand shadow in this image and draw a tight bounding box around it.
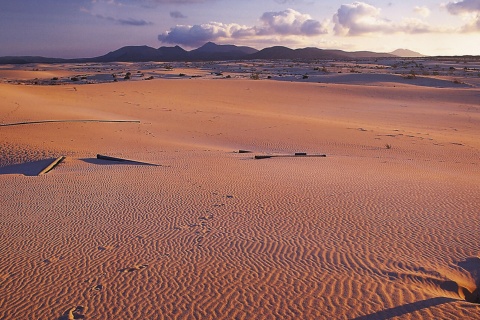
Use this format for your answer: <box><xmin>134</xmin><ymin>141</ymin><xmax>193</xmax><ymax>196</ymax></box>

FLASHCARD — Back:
<box><xmin>352</xmin><ymin>297</ymin><xmax>454</xmax><ymax>320</ymax></box>
<box><xmin>0</xmin><ymin>158</ymin><xmax>59</xmax><ymax>176</ymax></box>
<box><xmin>457</xmin><ymin>257</ymin><xmax>480</xmax><ymax>303</ymax></box>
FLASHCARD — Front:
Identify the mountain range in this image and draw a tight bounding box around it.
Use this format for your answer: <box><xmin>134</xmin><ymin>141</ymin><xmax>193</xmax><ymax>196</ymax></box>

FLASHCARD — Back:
<box><xmin>0</xmin><ymin>42</ymin><xmax>425</xmax><ymax>64</ymax></box>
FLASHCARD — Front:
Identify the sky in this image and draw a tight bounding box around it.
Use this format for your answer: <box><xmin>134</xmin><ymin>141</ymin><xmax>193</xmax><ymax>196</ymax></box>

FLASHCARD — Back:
<box><xmin>0</xmin><ymin>0</ymin><xmax>479</xmax><ymax>58</ymax></box>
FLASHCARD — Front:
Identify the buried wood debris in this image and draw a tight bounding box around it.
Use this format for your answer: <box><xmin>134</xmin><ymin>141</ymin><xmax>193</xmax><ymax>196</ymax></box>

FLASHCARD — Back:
<box><xmin>38</xmin><ymin>156</ymin><xmax>66</xmax><ymax>175</ymax></box>
<box><xmin>0</xmin><ymin>119</ymin><xmax>140</xmax><ymax>127</ymax></box>
<box><xmin>254</xmin><ymin>153</ymin><xmax>326</xmax><ymax>160</ymax></box>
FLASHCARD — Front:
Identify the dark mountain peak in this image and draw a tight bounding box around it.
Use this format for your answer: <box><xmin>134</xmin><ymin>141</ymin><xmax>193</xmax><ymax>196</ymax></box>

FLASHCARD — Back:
<box><xmin>93</xmin><ymin>45</ymin><xmax>159</xmax><ymax>62</ymax></box>
<box><xmin>193</xmin><ymin>42</ymin><xmax>258</xmax><ymax>54</ymax></box>
<box><xmin>186</xmin><ymin>42</ymin><xmax>258</xmax><ymax>61</ymax></box>
<box><xmin>196</xmin><ymin>42</ymin><xmax>219</xmax><ymax>52</ymax></box>
<box><xmin>157</xmin><ymin>45</ymin><xmax>187</xmax><ymax>53</ymax></box>
<box><xmin>114</xmin><ymin>45</ymin><xmax>155</xmax><ymax>52</ymax></box>
<box><xmin>248</xmin><ymin>46</ymin><xmax>295</xmax><ymax>60</ymax></box>
<box><xmin>265</xmin><ymin>46</ymin><xmax>293</xmax><ymax>51</ymax></box>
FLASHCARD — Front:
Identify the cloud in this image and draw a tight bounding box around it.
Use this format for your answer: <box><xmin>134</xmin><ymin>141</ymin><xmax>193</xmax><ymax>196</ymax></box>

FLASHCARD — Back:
<box><xmin>259</xmin><ymin>8</ymin><xmax>328</xmax><ymax>36</ymax></box>
<box><xmin>445</xmin><ymin>0</ymin><xmax>480</xmax><ymax>14</ymax></box>
<box><xmin>136</xmin><ymin>0</ymin><xmax>213</xmax><ymax>6</ymax></box>
<box><xmin>82</xmin><ymin>2</ymin><xmax>154</xmax><ymax>26</ymax></box>
<box><xmin>158</xmin><ymin>22</ymin><xmax>252</xmax><ymax>47</ymax></box>
<box><xmin>445</xmin><ymin>0</ymin><xmax>480</xmax><ymax>31</ymax></box>
<box><xmin>89</xmin><ymin>12</ymin><xmax>153</xmax><ymax>26</ymax></box>
<box><xmin>170</xmin><ymin>11</ymin><xmax>187</xmax><ymax>18</ymax></box>
<box><xmin>333</xmin><ymin>2</ymin><xmax>436</xmax><ymax>35</ymax></box>
<box><xmin>117</xmin><ymin>18</ymin><xmax>153</xmax><ymax>26</ymax></box>
<box><xmin>149</xmin><ymin>0</ymin><xmax>210</xmax><ymax>2</ymax></box>
<box><xmin>158</xmin><ymin>9</ymin><xmax>327</xmax><ymax>46</ymax></box>
<box><xmin>333</xmin><ymin>2</ymin><xmax>390</xmax><ymax>35</ymax></box>
<box><xmin>414</xmin><ymin>6</ymin><xmax>431</xmax><ymax>18</ymax></box>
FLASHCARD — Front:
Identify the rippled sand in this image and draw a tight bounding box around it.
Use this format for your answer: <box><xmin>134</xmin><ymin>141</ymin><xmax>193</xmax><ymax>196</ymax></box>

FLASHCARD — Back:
<box><xmin>0</xmin><ymin>65</ymin><xmax>479</xmax><ymax>319</ymax></box>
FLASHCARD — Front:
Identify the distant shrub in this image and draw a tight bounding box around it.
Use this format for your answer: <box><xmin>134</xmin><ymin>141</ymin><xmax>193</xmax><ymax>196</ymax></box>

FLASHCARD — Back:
<box><xmin>302</xmin><ymin>74</ymin><xmax>309</xmax><ymax>79</ymax></box>
<box><xmin>385</xmin><ymin>144</ymin><xmax>392</xmax><ymax>149</ymax></box>
<box><xmin>71</xmin><ymin>77</ymin><xmax>79</xmax><ymax>81</ymax></box>
<box><xmin>250</xmin><ymin>72</ymin><xmax>260</xmax><ymax>80</ymax></box>
<box><xmin>405</xmin><ymin>70</ymin><xmax>416</xmax><ymax>79</ymax></box>
<box><xmin>179</xmin><ymin>73</ymin><xmax>186</xmax><ymax>77</ymax></box>
<box><xmin>51</xmin><ymin>77</ymin><xmax>58</xmax><ymax>81</ymax></box>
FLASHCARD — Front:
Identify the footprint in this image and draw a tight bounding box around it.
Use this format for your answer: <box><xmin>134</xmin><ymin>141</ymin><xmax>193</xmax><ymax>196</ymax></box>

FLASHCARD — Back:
<box><xmin>119</xmin><ymin>264</ymin><xmax>148</xmax><ymax>273</ymax></box>
<box><xmin>88</xmin><ymin>284</ymin><xmax>104</xmax><ymax>296</ymax></box>
<box><xmin>62</xmin><ymin>305</ymin><xmax>85</xmax><ymax>320</ymax></box>
<box><xmin>44</xmin><ymin>256</ymin><xmax>64</xmax><ymax>264</ymax></box>
<box><xmin>199</xmin><ymin>213</ymin><xmax>214</xmax><ymax>221</ymax></box>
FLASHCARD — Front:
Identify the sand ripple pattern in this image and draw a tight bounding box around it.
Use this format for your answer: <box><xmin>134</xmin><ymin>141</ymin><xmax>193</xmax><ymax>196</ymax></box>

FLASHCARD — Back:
<box><xmin>0</xmin><ymin>152</ymin><xmax>479</xmax><ymax>319</ymax></box>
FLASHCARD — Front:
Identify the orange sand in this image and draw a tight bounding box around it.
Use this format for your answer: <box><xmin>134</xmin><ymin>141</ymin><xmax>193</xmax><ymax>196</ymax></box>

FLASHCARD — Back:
<box><xmin>0</xmin><ymin>64</ymin><xmax>479</xmax><ymax>319</ymax></box>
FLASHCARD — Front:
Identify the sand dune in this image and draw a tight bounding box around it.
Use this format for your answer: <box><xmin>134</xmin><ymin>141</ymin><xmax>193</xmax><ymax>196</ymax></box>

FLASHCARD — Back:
<box><xmin>0</xmin><ymin>62</ymin><xmax>479</xmax><ymax>319</ymax></box>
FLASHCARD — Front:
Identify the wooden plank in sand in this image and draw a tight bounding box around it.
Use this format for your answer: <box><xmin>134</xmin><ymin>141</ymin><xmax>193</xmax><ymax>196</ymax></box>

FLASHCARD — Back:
<box><xmin>38</xmin><ymin>156</ymin><xmax>66</xmax><ymax>175</ymax></box>
<box><xmin>96</xmin><ymin>154</ymin><xmax>160</xmax><ymax>166</ymax></box>
<box><xmin>0</xmin><ymin>119</ymin><xmax>140</xmax><ymax>127</ymax></box>
<box><xmin>254</xmin><ymin>153</ymin><xmax>326</xmax><ymax>160</ymax></box>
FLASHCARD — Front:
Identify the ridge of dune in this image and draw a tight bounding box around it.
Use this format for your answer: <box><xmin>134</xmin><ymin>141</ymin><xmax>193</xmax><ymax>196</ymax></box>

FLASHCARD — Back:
<box><xmin>0</xmin><ymin>62</ymin><xmax>479</xmax><ymax>319</ymax></box>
